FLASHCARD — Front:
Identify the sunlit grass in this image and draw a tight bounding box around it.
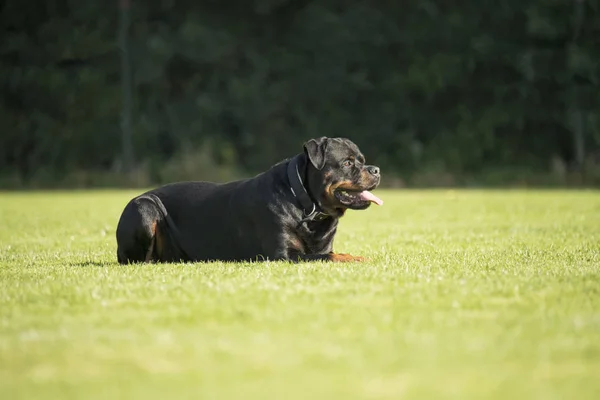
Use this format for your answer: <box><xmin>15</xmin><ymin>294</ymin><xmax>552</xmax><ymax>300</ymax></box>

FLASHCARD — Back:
<box><xmin>1</xmin><ymin>189</ymin><xmax>599</xmax><ymax>399</ymax></box>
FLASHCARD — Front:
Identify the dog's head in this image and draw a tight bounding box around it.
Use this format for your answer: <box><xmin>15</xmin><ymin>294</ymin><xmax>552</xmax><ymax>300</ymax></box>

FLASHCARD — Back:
<box><xmin>304</xmin><ymin>137</ymin><xmax>382</xmax><ymax>216</ymax></box>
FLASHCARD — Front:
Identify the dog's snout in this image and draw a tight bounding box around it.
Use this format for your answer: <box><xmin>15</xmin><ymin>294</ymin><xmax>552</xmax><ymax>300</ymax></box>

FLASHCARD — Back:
<box><xmin>367</xmin><ymin>166</ymin><xmax>380</xmax><ymax>176</ymax></box>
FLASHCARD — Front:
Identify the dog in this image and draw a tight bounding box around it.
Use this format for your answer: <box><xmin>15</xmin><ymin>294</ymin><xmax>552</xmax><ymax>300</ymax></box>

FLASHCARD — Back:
<box><xmin>115</xmin><ymin>136</ymin><xmax>383</xmax><ymax>263</ymax></box>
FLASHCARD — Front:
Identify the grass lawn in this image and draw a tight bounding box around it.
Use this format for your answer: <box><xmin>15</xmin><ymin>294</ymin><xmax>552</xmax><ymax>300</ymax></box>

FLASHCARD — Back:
<box><xmin>0</xmin><ymin>189</ymin><xmax>599</xmax><ymax>399</ymax></box>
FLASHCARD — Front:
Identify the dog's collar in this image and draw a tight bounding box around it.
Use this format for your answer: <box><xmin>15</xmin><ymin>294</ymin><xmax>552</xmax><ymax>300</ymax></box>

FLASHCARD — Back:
<box><xmin>287</xmin><ymin>155</ymin><xmax>330</xmax><ymax>222</ymax></box>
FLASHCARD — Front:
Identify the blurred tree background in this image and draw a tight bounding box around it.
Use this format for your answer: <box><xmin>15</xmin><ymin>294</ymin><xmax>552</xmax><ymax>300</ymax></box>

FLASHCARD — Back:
<box><xmin>1</xmin><ymin>0</ymin><xmax>599</xmax><ymax>188</ymax></box>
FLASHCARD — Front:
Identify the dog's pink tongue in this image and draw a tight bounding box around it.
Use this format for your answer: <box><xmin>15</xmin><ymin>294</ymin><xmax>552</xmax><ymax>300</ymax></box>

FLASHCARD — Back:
<box><xmin>358</xmin><ymin>190</ymin><xmax>383</xmax><ymax>206</ymax></box>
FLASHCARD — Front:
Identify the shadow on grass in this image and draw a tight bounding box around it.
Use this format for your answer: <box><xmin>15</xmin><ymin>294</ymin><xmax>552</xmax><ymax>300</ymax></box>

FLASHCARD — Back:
<box><xmin>67</xmin><ymin>260</ymin><xmax>201</xmax><ymax>268</ymax></box>
<box><xmin>68</xmin><ymin>259</ymin><xmax>287</xmax><ymax>268</ymax></box>
<box><xmin>68</xmin><ymin>260</ymin><xmax>118</xmax><ymax>268</ymax></box>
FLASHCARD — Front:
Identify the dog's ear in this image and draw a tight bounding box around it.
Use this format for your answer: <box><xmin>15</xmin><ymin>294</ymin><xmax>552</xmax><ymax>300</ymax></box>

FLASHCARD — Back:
<box><xmin>303</xmin><ymin>137</ymin><xmax>328</xmax><ymax>170</ymax></box>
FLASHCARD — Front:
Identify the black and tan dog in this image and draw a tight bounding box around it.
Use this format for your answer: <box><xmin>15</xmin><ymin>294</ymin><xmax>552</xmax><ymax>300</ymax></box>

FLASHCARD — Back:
<box><xmin>116</xmin><ymin>137</ymin><xmax>383</xmax><ymax>263</ymax></box>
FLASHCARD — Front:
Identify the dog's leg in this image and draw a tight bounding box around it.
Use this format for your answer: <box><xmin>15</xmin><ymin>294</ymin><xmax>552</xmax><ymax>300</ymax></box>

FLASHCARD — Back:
<box><xmin>326</xmin><ymin>253</ymin><xmax>365</xmax><ymax>262</ymax></box>
<box><xmin>144</xmin><ymin>235</ymin><xmax>156</xmax><ymax>263</ymax></box>
<box><xmin>116</xmin><ymin>197</ymin><xmax>163</xmax><ymax>264</ymax></box>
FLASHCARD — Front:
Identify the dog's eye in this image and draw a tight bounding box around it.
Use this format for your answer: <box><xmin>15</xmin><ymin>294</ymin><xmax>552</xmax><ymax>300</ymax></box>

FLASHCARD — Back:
<box><xmin>342</xmin><ymin>160</ymin><xmax>353</xmax><ymax>168</ymax></box>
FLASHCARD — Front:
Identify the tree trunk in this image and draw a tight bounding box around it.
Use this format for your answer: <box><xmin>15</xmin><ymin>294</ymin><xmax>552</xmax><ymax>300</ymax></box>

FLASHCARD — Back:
<box><xmin>119</xmin><ymin>0</ymin><xmax>134</xmax><ymax>173</ymax></box>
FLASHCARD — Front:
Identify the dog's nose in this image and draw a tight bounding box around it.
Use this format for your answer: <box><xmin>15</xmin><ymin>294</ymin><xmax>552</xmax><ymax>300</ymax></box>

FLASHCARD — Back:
<box><xmin>367</xmin><ymin>166</ymin><xmax>380</xmax><ymax>176</ymax></box>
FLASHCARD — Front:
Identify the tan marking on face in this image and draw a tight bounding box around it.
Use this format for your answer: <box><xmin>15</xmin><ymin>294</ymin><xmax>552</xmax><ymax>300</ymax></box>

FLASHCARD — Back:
<box><xmin>323</xmin><ymin>180</ymin><xmax>362</xmax><ymax>204</ymax></box>
<box><xmin>360</xmin><ymin>169</ymin><xmax>371</xmax><ymax>182</ymax></box>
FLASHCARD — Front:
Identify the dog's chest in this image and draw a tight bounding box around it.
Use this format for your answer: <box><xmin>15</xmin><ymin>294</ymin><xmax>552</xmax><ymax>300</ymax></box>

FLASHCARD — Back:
<box><xmin>295</xmin><ymin>218</ymin><xmax>337</xmax><ymax>253</ymax></box>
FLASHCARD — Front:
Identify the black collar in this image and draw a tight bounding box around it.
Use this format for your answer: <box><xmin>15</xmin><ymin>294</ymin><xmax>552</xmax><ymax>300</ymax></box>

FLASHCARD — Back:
<box><xmin>287</xmin><ymin>155</ymin><xmax>330</xmax><ymax>222</ymax></box>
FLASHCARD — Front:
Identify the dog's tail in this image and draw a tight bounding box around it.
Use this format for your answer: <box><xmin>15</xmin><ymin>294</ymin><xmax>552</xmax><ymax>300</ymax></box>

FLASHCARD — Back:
<box><xmin>139</xmin><ymin>193</ymin><xmax>192</xmax><ymax>262</ymax></box>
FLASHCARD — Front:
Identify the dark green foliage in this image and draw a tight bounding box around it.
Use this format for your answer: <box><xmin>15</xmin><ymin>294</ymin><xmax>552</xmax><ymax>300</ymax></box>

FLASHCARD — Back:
<box><xmin>1</xmin><ymin>0</ymin><xmax>599</xmax><ymax>187</ymax></box>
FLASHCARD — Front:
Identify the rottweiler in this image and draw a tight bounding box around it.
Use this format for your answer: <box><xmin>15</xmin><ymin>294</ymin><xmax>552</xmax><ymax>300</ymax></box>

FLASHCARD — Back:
<box><xmin>116</xmin><ymin>136</ymin><xmax>383</xmax><ymax>263</ymax></box>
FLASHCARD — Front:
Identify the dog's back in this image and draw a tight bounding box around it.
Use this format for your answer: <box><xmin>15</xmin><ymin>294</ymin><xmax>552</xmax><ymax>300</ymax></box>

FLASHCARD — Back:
<box><xmin>116</xmin><ymin>169</ymin><xmax>284</xmax><ymax>263</ymax></box>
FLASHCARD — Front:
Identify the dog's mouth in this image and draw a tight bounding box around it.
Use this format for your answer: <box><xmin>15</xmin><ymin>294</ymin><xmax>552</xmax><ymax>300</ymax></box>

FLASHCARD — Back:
<box><xmin>334</xmin><ymin>186</ymin><xmax>383</xmax><ymax>209</ymax></box>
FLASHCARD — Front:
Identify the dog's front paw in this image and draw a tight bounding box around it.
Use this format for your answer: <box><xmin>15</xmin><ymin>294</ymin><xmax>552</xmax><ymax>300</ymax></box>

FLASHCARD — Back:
<box><xmin>329</xmin><ymin>253</ymin><xmax>365</xmax><ymax>262</ymax></box>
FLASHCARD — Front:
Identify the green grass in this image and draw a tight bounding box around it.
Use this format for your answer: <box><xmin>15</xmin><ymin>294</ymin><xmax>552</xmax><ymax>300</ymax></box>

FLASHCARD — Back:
<box><xmin>1</xmin><ymin>189</ymin><xmax>599</xmax><ymax>399</ymax></box>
